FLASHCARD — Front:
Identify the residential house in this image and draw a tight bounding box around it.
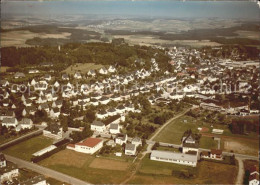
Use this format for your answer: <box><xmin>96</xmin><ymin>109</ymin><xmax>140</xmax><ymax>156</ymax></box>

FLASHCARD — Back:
<box><xmin>182</xmin><ymin>133</ymin><xmax>199</xmax><ymax>154</ymax></box>
<box><xmin>249</xmin><ymin>166</ymin><xmax>259</xmax><ymax>185</ymax></box>
<box><xmin>125</xmin><ymin>143</ymin><xmax>136</xmax><ymax>156</ymax></box>
<box><xmin>44</xmin><ymin>74</ymin><xmax>51</xmax><ymax>81</ymax></box>
<box><xmin>50</xmin><ymin>108</ymin><xmax>60</xmax><ymax>118</ymax></box>
<box><xmin>87</xmin><ymin>70</ymin><xmax>96</xmax><ymax>77</ymax></box>
<box><xmin>210</xmin><ymin>149</ymin><xmax>223</xmax><ymax>160</ymax></box>
<box><xmin>38</xmin><ymin>103</ymin><xmax>49</xmax><ymax>113</ymax></box>
<box><xmin>14</xmin><ymin>72</ymin><xmax>25</xmax><ymax>79</ymax></box>
<box><xmin>150</xmin><ymin>150</ymin><xmax>197</xmax><ymax>167</ymax></box>
<box><xmin>62</xmin><ymin>74</ymin><xmax>69</xmax><ymax>80</ymax></box>
<box><xmin>109</xmin><ymin>123</ymin><xmax>120</xmax><ymax>134</ymax></box>
<box><xmin>91</xmin><ymin>121</ymin><xmax>106</xmax><ymax>132</ymax></box>
<box><xmin>96</xmin><ymin>110</ymin><xmax>108</xmax><ymax>119</ymax></box>
<box><xmin>99</xmin><ymin>67</ymin><xmax>108</xmax><ymax>75</ymax></box>
<box><xmin>132</xmin><ymin>137</ymin><xmax>142</xmax><ymax>147</ymax></box>
<box><xmin>67</xmin><ymin>138</ymin><xmax>103</xmax><ymax>155</ymax></box>
<box><xmin>74</xmin><ymin>72</ymin><xmax>82</xmax><ymax>79</ymax></box>
<box><xmin>2</xmin><ymin>118</ymin><xmax>18</xmax><ymax>128</ymax></box>
<box><xmin>43</xmin><ymin>123</ymin><xmax>63</xmax><ymax>140</ymax></box>
<box><xmin>108</xmin><ymin>66</ymin><xmax>116</xmax><ymax>73</ymax></box>
<box><xmin>19</xmin><ymin>118</ymin><xmax>33</xmax><ymax>130</ymax></box>
<box><xmin>0</xmin><ymin>111</ymin><xmax>15</xmax><ymax>121</ymax></box>
<box><xmin>115</xmin><ymin>133</ymin><xmax>127</xmax><ymax>145</ymax></box>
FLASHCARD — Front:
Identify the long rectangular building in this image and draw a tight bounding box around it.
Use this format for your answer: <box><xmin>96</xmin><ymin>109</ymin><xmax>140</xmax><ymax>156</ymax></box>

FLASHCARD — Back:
<box><xmin>150</xmin><ymin>150</ymin><xmax>197</xmax><ymax>167</ymax></box>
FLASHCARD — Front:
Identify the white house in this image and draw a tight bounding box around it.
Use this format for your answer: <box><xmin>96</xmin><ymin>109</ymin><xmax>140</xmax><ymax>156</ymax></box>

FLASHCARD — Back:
<box><xmin>109</xmin><ymin>123</ymin><xmax>120</xmax><ymax>134</ymax></box>
<box><xmin>87</xmin><ymin>70</ymin><xmax>96</xmax><ymax>76</ymax></box>
<box><xmin>91</xmin><ymin>121</ymin><xmax>106</xmax><ymax>132</ymax></box>
<box><xmin>132</xmin><ymin>137</ymin><xmax>142</xmax><ymax>147</ymax></box>
<box><xmin>108</xmin><ymin>66</ymin><xmax>116</xmax><ymax>73</ymax></box>
<box><xmin>2</xmin><ymin>118</ymin><xmax>18</xmax><ymax>128</ymax></box>
<box><xmin>50</xmin><ymin>108</ymin><xmax>60</xmax><ymax>118</ymax></box>
<box><xmin>67</xmin><ymin>138</ymin><xmax>103</xmax><ymax>155</ymax></box>
<box><xmin>19</xmin><ymin>118</ymin><xmax>33</xmax><ymax>130</ymax></box>
<box><xmin>96</xmin><ymin>110</ymin><xmax>108</xmax><ymax>119</ymax></box>
<box><xmin>115</xmin><ymin>133</ymin><xmax>127</xmax><ymax>145</ymax></box>
<box><xmin>125</xmin><ymin>143</ymin><xmax>136</xmax><ymax>156</ymax></box>
<box><xmin>150</xmin><ymin>150</ymin><xmax>197</xmax><ymax>167</ymax></box>
<box><xmin>99</xmin><ymin>67</ymin><xmax>108</xmax><ymax>75</ymax></box>
<box><xmin>182</xmin><ymin>133</ymin><xmax>199</xmax><ymax>154</ymax></box>
<box><xmin>74</xmin><ymin>72</ymin><xmax>82</xmax><ymax>79</ymax></box>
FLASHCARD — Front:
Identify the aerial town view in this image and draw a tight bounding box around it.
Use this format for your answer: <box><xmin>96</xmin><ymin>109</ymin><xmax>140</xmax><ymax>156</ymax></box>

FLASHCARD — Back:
<box><xmin>0</xmin><ymin>0</ymin><xmax>259</xmax><ymax>185</ymax></box>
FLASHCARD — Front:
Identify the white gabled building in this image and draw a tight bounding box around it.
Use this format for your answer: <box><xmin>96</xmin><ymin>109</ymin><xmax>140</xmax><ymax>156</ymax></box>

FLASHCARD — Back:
<box><xmin>43</xmin><ymin>123</ymin><xmax>63</xmax><ymax>140</ymax></box>
<box><xmin>2</xmin><ymin>118</ymin><xmax>18</xmax><ymax>128</ymax></box>
<box><xmin>19</xmin><ymin>118</ymin><xmax>33</xmax><ymax>130</ymax></box>
<box><xmin>150</xmin><ymin>150</ymin><xmax>197</xmax><ymax>167</ymax></box>
<box><xmin>67</xmin><ymin>138</ymin><xmax>103</xmax><ymax>155</ymax></box>
<box><xmin>91</xmin><ymin>121</ymin><xmax>106</xmax><ymax>132</ymax></box>
<box><xmin>99</xmin><ymin>67</ymin><xmax>108</xmax><ymax>75</ymax></box>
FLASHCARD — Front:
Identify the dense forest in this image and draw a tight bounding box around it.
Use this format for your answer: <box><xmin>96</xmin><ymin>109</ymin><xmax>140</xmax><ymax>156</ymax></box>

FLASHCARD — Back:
<box><xmin>1</xmin><ymin>42</ymin><xmax>171</xmax><ymax>71</ymax></box>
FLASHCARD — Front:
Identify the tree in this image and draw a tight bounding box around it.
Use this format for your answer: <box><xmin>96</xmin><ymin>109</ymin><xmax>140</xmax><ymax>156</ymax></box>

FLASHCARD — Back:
<box><xmin>85</xmin><ymin>109</ymin><xmax>96</xmax><ymax>123</ymax></box>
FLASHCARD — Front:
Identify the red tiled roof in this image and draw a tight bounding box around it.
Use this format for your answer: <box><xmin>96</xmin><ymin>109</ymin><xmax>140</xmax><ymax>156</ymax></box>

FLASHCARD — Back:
<box><xmin>67</xmin><ymin>144</ymin><xmax>75</xmax><ymax>148</ymax></box>
<box><xmin>211</xmin><ymin>149</ymin><xmax>222</xmax><ymax>155</ymax></box>
<box><xmin>76</xmin><ymin>138</ymin><xmax>102</xmax><ymax>148</ymax></box>
<box><xmin>249</xmin><ymin>173</ymin><xmax>259</xmax><ymax>181</ymax></box>
<box><xmin>250</xmin><ymin>166</ymin><xmax>259</xmax><ymax>173</ymax></box>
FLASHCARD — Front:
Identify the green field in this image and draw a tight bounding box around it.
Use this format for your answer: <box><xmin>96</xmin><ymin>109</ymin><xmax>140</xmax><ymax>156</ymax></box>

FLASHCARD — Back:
<box><xmin>154</xmin><ymin>115</ymin><xmax>200</xmax><ymax>144</ymax></box>
<box><xmin>129</xmin><ymin>154</ymin><xmax>237</xmax><ymax>184</ymax></box>
<box><xmin>3</xmin><ymin>135</ymin><xmax>53</xmax><ymax>161</ymax></box>
<box><xmin>62</xmin><ymin>63</ymin><xmax>104</xmax><ymax>75</ymax></box>
<box><xmin>139</xmin><ymin>154</ymin><xmax>196</xmax><ymax>176</ymax></box>
<box><xmin>199</xmin><ymin>137</ymin><xmax>218</xmax><ymax>149</ymax></box>
<box><xmin>39</xmin><ymin>149</ymin><xmax>131</xmax><ymax>184</ymax></box>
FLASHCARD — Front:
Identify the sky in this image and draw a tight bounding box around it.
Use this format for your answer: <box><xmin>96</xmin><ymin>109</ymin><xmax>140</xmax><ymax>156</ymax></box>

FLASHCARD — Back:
<box><xmin>1</xmin><ymin>1</ymin><xmax>259</xmax><ymax>20</ymax></box>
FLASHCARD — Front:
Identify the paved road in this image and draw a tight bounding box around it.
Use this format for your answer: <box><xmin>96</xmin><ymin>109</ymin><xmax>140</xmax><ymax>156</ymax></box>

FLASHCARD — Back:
<box><xmin>5</xmin><ymin>155</ymin><xmax>91</xmax><ymax>185</ymax></box>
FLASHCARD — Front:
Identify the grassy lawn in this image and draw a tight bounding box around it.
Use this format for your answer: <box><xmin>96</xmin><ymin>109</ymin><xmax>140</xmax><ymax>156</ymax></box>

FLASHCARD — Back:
<box><xmin>154</xmin><ymin>115</ymin><xmax>199</xmax><ymax>144</ymax></box>
<box><xmin>222</xmin><ymin>137</ymin><xmax>259</xmax><ymax>156</ymax></box>
<box><xmin>129</xmin><ymin>159</ymin><xmax>237</xmax><ymax>184</ymax></box>
<box><xmin>138</xmin><ymin>154</ymin><xmax>196</xmax><ymax>176</ymax></box>
<box><xmin>199</xmin><ymin>137</ymin><xmax>218</xmax><ymax>149</ymax></box>
<box><xmin>39</xmin><ymin>149</ymin><xmax>131</xmax><ymax>184</ymax></box>
<box><xmin>3</xmin><ymin>135</ymin><xmax>53</xmax><ymax>161</ymax></box>
<box><xmin>62</xmin><ymin>63</ymin><xmax>104</xmax><ymax>75</ymax></box>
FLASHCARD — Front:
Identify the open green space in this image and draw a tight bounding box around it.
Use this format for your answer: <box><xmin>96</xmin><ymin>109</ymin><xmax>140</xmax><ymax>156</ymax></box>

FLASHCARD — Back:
<box><xmin>3</xmin><ymin>135</ymin><xmax>53</xmax><ymax>161</ymax></box>
<box><xmin>39</xmin><ymin>149</ymin><xmax>131</xmax><ymax>184</ymax></box>
<box><xmin>154</xmin><ymin>115</ymin><xmax>199</xmax><ymax>144</ymax></box>
<box><xmin>199</xmin><ymin>137</ymin><xmax>218</xmax><ymax>149</ymax></box>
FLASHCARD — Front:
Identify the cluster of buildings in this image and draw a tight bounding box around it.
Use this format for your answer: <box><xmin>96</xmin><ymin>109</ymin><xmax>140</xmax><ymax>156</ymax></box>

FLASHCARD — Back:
<box><xmin>0</xmin><ymin>153</ymin><xmax>47</xmax><ymax>185</ymax></box>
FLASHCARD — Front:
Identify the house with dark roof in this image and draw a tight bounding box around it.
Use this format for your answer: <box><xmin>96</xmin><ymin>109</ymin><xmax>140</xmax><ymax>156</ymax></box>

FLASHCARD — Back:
<box><xmin>2</xmin><ymin>118</ymin><xmax>18</xmax><ymax>128</ymax></box>
<box><xmin>125</xmin><ymin>143</ymin><xmax>136</xmax><ymax>156</ymax></box>
<box><xmin>249</xmin><ymin>165</ymin><xmax>259</xmax><ymax>185</ymax></box>
<box><xmin>43</xmin><ymin>123</ymin><xmax>63</xmax><ymax>140</ymax></box>
<box><xmin>115</xmin><ymin>133</ymin><xmax>127</xmax><ymax>145</ymax></box>
<box><xmin>67</xmin><ymin>138</ymin><xmax>103</xmax><ymax>155</ymax></box>
<box><xmin>182</xmin><ymin>132</ymin><xmax>199</xmax><ymax>154</ymax></box>
<box><xmin>91</xmin><ymin>121</ymin><xmax>106</xmax><ymax>132</ymax></box>
<box><xmin>109</xmin><ymin>123</ymin><xmax>120</xmax><ymax>134</ymax></box>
